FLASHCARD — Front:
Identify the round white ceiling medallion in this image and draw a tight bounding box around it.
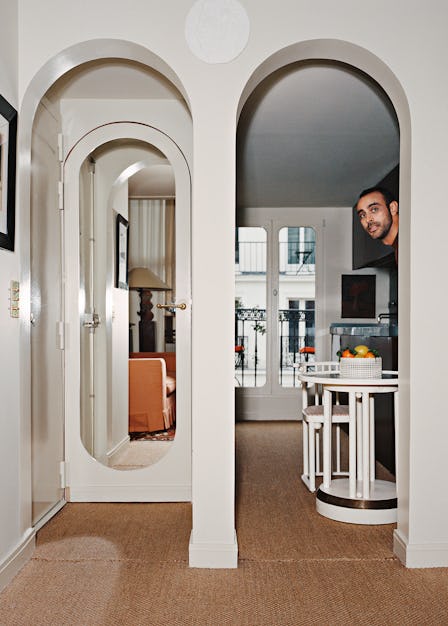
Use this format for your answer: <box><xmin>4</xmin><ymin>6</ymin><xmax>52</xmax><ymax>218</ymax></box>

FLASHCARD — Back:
<box><xmin>185</xmin><ymin>0</ymin><xmax>250</xmax><ymax>64</ymax></box>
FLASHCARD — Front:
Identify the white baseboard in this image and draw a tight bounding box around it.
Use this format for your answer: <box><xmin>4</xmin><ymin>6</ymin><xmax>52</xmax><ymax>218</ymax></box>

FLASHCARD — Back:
<box><xmin>106</xmin><ymin>435</ymin><xmax>130</xmax><ymax>466</ymax></box>
<box><xmin>0</xmin><ymin>529</ymin><xmax>35</xmax><ymax>593</ymax></box>
<box><xmin>69</xmin><ymin>483</ymin><xmax>191</xmax><ymax>502</ymax></box>
<box><xmin>33</xmin><ymin>498</ymin><xmax>66</xmax><ymax>532</ymax></box>
<box><xmin>394</xmin><ymin>529</ymin><xmax>448</xmax><ymax>568</ymax></box>
<box><xmin>189</xmin><ymin>530</ymin><xmax>238</xmax><ymax>568</ymax></box>
<box><xmin>235</xmin><ymin>392</ymin><xmax>300</xmax><ymax>421</ymax></box>
<box><xmin>393</xmin><ymin>529</ymin><xmax>407</xmax><ymax>564</ymax></box>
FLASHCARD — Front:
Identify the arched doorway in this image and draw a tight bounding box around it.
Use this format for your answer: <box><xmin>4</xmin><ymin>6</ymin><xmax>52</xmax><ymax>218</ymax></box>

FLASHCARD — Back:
<box><xmin>236</xmin><ymin>60</ymin><xmax>399</xmax><ymax>417</ymax></box>
<box><xmin>235</xmin><ymin>39</ymin><xmax>411</xmax><ymax>560</ymax></box>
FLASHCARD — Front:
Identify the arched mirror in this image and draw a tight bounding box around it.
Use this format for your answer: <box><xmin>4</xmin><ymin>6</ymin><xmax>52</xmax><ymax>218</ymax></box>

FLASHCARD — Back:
<box><xmin>79</xmin><ymin>138</ymin><xmax>177</xmax><ymax>469</ymax></box>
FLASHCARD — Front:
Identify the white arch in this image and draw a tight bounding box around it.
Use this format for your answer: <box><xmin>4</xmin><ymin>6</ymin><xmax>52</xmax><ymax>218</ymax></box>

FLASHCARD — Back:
<box><xmin>21</xmin><ymin>38</ymin><xmax>189</xmax><ymax>126</ymax></box>
<box><xmin>18</xmin><ymin>41</ymin><xmax>192</xmax><ymax>510</ymax></box>
<box><xmin>236</xmin><ymin>38</ymin><xmax>412</xmax><ymax>561</ymax></box>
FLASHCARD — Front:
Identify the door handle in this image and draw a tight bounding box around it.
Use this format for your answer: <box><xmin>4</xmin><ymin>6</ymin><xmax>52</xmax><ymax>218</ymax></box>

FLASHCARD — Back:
<box><xmin>156</xmin><ymin>302</ymin><xmax>187</xmax><ymax>311</ymax></box>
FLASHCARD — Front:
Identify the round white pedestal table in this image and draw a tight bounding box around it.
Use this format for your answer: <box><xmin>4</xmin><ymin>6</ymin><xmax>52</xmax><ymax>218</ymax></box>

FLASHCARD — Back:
<box><xmin>298</xmin><ymin>370</ymin><xmax>399</xmax><ymax>525</ymax></box>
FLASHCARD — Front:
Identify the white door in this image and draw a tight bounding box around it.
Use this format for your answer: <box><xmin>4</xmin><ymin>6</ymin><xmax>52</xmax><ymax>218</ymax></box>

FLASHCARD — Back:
<box><xmin>30</xmin><ymin>102</ymin><xmax>65</xmax><ymax>526</ymax></box>
<box><xmin>64</xmin><ymin>122</ymin><xmax>191</xmax><ymax>501</ymax></box>
<box><xmin>235</xmin><ymin>208</ymin><xmax>323</xmax><ymax>420</ymax></box>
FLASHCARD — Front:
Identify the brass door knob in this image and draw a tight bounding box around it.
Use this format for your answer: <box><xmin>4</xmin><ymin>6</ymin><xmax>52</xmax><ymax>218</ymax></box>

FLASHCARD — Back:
<box><xmin>156</xmin><ymin>302</ymin><xmax>187</xmax><ymax>311</ymax></box>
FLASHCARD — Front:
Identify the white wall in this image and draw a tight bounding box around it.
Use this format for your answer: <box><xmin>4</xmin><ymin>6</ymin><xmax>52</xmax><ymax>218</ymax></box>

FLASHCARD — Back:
<box><xmin>2</xmin><ymin>0</ymin><xmax>447</xmax><ymax>573</ymax></box>
<box><xmin>0</xmin><ymin>0</ymin><xmax>35</xmax><ymax>591</ymax></box>
<box><xmin>319</xmin><ymin>207</ymin><xmax>390</xmax><ymax>356</ymax></box>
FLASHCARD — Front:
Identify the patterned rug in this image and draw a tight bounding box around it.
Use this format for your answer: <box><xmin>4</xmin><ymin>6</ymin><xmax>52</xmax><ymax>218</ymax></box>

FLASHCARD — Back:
<box><xmin>130</xmin><ymin>427</ymin><xmax>175</xmax><ymax>442</ymax></box>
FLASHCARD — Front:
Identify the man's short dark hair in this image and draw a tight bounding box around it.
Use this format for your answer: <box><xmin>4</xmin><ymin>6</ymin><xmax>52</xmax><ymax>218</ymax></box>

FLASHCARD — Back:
<box><xmin>358</xmin><ymin>186</ymin><xmax>397</xmax><ymax>209</ymax></box>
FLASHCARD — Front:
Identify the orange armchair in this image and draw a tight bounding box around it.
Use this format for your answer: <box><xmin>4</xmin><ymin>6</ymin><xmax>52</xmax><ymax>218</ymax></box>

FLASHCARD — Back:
<box><xmin>130</xmin><ymin>352</ymin><xmax>176</xmax><ymax>377</ymax></box>
<box><xmin>129</xmin><ymin>356</ymin><xmax>176</xmax><ymax>433</ymax></box>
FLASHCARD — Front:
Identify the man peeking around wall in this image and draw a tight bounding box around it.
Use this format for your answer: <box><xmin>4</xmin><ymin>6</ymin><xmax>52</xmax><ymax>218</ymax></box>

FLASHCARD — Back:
<box><xmin>355</xmin><ymin>186</ymin><xmax>399</xmax><ymax>264</ymax></box>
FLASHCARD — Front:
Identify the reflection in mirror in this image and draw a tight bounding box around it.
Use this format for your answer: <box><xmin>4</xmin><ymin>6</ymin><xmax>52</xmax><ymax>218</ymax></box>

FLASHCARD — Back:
<box><xmin>78</xmin><ymin>139</ymin><xmax>176</xmax><ymax>470</ymax></box>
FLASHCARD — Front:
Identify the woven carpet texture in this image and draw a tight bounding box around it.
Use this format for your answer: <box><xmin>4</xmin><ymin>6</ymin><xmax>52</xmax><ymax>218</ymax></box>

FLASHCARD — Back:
<box><xmin>1</xmin><ymin>421</ymin><xmax>447</xmax><ymax>625</ymax></box>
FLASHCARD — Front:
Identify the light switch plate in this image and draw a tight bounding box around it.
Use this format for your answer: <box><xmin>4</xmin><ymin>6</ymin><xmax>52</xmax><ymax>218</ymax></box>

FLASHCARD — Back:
<box><xmin>9</xmin><ymin>280</ymin><xmax>19</xmax><ymax>318</ymax></box>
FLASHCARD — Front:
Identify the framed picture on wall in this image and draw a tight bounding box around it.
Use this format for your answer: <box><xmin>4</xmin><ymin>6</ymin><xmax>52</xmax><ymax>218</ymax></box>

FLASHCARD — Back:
<box><xmin>115</xmin><ymin>214</ymin><xmax>129</xmax><ymax>289</ymax></box>
<box><xmin>0</xmin><ymin>95</ymin><xmax>17</xmax><ymax>251</ymax></box>
<box><xmin>341</xmin><ymin>274</ymin><xmax>376</xmax><ymax>318</ymax></box>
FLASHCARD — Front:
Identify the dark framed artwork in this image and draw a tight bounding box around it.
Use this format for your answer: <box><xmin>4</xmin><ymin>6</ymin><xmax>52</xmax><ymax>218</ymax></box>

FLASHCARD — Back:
<box><xmin>115</xmin><ymin>214</ymin><xmax>129</xmax><ymax>289</ymax></box>
<box><xmin>341</xmin><ymin>274</ymin><xmax>376</xmax><ymax>318</ymax></box>
<box><xmin>0</xmin><ymin>95</ymin><xmax>17</xmax><ymax>251</ymax></box>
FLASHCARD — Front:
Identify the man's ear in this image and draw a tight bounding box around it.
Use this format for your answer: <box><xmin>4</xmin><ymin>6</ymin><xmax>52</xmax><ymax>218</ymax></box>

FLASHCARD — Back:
<box><xmin>389</xmin><ymin>200</ymin><xmax>399</xmax><ymax>216</ymax></box>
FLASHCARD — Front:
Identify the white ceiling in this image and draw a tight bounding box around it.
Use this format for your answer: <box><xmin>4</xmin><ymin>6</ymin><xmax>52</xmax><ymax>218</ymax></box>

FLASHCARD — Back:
<box><xmin>237</xmin><ymin>62</ymin><xmax>399</xmax><ymax>208</ymax></box>
<box><xmin>48</xmin><ymin>60</ymin><xmax>399</xmax><ymax>204</ymax></box>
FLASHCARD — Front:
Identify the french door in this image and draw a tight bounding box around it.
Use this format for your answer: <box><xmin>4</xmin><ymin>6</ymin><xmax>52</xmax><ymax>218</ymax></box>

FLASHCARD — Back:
<box><xmin>235</xmin><ymin>209</ymin><xmax>322</xmax><ymax>420</ymax></box>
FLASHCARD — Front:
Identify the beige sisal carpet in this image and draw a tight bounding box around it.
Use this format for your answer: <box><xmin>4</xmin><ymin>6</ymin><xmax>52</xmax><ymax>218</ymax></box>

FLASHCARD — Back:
<box><xmin>1</xmin><ymin>421</ymin><xmax>448</xmax><ymax>625</ymax></box>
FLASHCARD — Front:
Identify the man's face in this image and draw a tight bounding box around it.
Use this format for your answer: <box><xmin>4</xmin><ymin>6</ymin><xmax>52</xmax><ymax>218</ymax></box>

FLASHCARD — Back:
<box><xmin>356</xmin><ymin>191</ymin><xmax>393</xmax><ymax>240</ymax></box>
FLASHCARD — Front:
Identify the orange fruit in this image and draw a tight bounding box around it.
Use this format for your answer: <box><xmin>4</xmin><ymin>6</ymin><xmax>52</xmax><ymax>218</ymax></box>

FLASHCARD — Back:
<box><xmin>365</xmin><ymin>351</ymin><xmax>375</xmax><ymax>358</ymax></box>
<box><xmin>342</xmin><ymin>349</ymin><xmax>354</xmax><ymax>358</ymax></box>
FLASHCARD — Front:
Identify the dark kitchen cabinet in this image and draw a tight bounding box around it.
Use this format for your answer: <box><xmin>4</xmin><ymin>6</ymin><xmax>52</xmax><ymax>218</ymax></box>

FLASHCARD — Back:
<box><xmin>340</xmin><ymin>334</ymin><xmax>398</xmax><ymax>475</ymax></box>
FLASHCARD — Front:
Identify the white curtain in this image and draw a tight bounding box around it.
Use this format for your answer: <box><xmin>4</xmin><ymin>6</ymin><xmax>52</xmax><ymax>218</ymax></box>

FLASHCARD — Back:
<box><xmin>128</xmin><ymin>198</ymin><xmax>175</xmax><ymax>351</ymax></box>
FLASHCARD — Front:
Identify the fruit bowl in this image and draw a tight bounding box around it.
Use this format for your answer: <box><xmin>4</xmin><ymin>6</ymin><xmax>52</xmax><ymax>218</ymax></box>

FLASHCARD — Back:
<box><xmin>340</xmin><ymin>357</ymin><xmax>382</xmax><ymax>378</ymax></box>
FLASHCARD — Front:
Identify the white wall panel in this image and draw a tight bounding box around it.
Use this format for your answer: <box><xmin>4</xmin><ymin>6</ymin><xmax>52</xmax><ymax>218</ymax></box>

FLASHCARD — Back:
<box><xmin>0</xmin><ymin>0</ymin><xmax>29</xmax><ymax>592</ymax></box>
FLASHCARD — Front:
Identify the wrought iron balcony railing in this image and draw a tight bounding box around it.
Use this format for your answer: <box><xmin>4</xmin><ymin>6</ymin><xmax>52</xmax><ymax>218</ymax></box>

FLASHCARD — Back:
<box><xmin>235</xmin><ymin>307</ymin><xmax>315</xmax><ymax>387</ymax></box>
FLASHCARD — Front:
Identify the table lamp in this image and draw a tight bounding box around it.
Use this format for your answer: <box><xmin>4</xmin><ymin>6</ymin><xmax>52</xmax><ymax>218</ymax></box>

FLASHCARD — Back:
<box><xmin>128</xmin><ymin>267</ymin><xmax>171</xmax><ymax>352</ymax></box>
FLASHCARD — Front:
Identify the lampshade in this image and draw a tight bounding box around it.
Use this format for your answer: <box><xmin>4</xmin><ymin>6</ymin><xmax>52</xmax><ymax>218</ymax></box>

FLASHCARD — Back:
<box><xmin>128</xmin><ymin>267</ymin><xmax>171</xmax><ymax>291</ymax></box>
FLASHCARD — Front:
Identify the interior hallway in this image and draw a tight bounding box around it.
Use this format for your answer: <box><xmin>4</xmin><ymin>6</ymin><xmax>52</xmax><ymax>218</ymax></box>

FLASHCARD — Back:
<box><xmin>0</xmin><ymin>422</ymin><xmax>447</xmax><ymax>625</ymax></box>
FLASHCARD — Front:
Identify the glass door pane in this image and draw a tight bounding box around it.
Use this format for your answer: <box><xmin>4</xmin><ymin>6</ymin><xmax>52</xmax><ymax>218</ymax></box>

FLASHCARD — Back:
<box><xmin>278</xmin><ymin>227</ymin><xmax>316</xmax><ymax>387</ymax></box>
<box><xmin>235</xmin><ymin>227</ymin><xmax>267</xmax><ymax>387</ymax></box>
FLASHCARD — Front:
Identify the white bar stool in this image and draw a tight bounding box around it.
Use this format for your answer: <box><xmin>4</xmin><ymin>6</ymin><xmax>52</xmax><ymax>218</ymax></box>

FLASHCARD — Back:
<box><xmin>299</xmin><ymin>362</ymin><xmax>350</xmax><ymax>492</ymax></box>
